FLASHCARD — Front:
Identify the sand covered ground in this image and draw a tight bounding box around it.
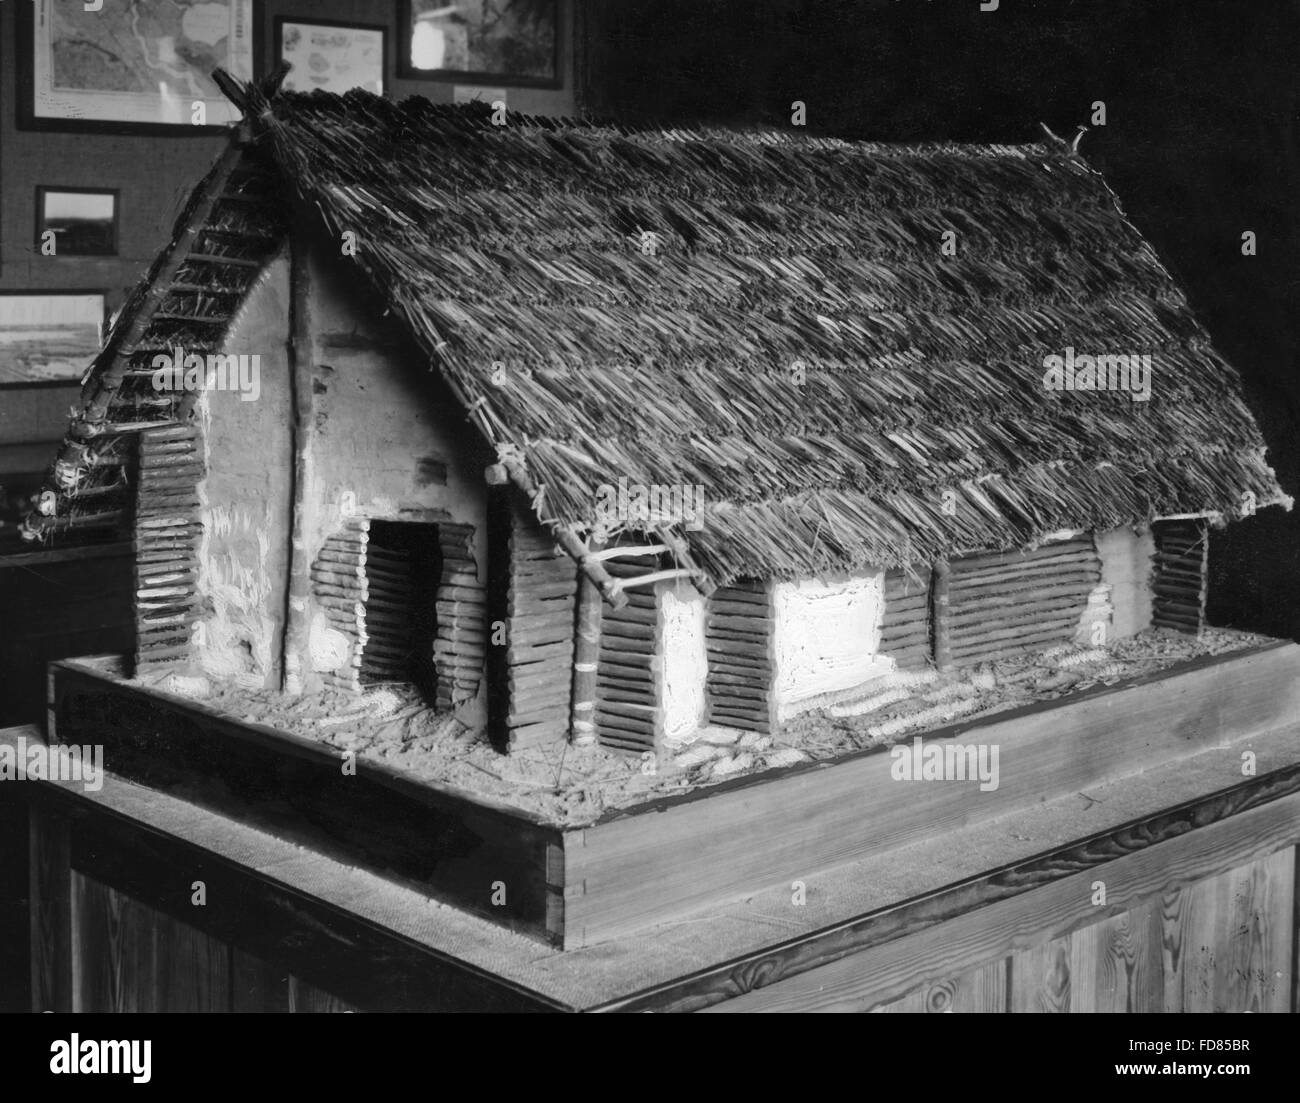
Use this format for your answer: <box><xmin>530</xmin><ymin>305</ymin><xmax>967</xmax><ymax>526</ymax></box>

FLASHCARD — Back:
<box><xmin>188</xmin><ymin>626</ymin><xmax>1275</xmax><ymax>826</ymax></box>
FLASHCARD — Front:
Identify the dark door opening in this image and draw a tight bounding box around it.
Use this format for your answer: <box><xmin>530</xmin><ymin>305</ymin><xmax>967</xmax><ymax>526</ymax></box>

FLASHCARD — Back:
<box><xmin>361</xmin><ymin>521</ymin><xmax>442</xmax><ymax>702</ymax></box>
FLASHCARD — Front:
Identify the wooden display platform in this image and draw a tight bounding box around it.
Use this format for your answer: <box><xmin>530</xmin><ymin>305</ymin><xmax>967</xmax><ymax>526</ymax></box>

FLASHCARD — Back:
<box><xmin>7</xmin><ymin>720</ymin><xmax>1300</xmax><ymax>1012</ymax></box>
<box><xmin>48</xmin><ymin>641</ymin><xmax>1300</xmax><ymax>949</ymax></box>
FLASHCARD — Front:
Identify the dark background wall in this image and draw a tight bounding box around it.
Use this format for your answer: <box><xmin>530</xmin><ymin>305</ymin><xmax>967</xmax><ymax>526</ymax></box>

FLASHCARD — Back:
<box><xmin>583</xmin><ymin>0</ymin><xmax>1300</xmax><ymax>642</ymax></box>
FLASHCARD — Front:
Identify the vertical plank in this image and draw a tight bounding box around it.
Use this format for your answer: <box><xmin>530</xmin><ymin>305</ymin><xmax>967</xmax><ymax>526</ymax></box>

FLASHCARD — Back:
<box><xmin>1159</xmin><ymin>882</ymin><xmax>1191</xmax><ymax>1012</ymax></box>
<box><xmin>72</xmin><ymin>874</ymin><xmax>232</xmax><ymax>1012</ymax></box>
<box><xmin>288</xmin><ymin>975</ymin><xmax>357</xmax><ymax>1013</ymax></box>
<box><xmin>28</xmin><ymin>800</ymin><xmax>72</xmax><ymax>1012</ymax></box>
<box><xmin>1009</xmin><ymin>934</ymin><xmax>1071</xmax><ymax>1012</ymax></box>
<box><xmin>1166</xmin><ymin>850</ymin><xmax>1293</xmax><ymax>1013</ymax></box>
<box><xmin>71</xmin><ymin>873</ymin><xmax>157</xmax><ymax>1012</ymax></box>
<box><xmin>868</xmin><ymin>959</ymin><xmax>1007</xmax><ymax>1013</ymax></box>
<box><xmin>231</xmin><ymin>949</ymin><xmax>291</xmax><ymax>1013</ymax></box>
<box><xmin>1293</xmin><ymin>845</ymin><xmax>1300</xmax><ymax>1015</ymax></box>
<box><xmin>948</xmin><ymin>958</ymin><xmax>1009</xmax><ymax>1013</ymax></box>
<box><xmin>0</xmin><ymin>789</ymin><xmax>31</xmax><ymax>1013</ymax></box>
<box><xmin>1220</xmin><ymin>848</ymin><xmax>1292</xmax><ymax>1014</ymax></box>
<box><xmin>153</xmin><ymin>909</ymin><xmax>231</xmax><ymax>1012</ymax></box>
<box><xmin>1068</xmin><ymin>901</ymin><xmax>1163</xmax><ymax>1012</ymax></box>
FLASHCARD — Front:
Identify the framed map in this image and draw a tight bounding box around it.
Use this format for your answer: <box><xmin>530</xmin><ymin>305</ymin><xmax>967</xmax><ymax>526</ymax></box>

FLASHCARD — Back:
<box><xmin>18</xmin><ymin>0</ymin><xmax>255</xmax><ymax>132</ymax></box>
<box><xmin>0</xmin><ymin>292</ymin><xmax>106</xmax><ymax>384</ymax></box>
<box><xmin>276</xmin><ymin>19</ymin><xmax>386</xmax><ymax>96</ymax></box>
<box><xmin>399</xmin><ymin>0</ymin><xmax>560</xmax><ymax>87</ymax></box>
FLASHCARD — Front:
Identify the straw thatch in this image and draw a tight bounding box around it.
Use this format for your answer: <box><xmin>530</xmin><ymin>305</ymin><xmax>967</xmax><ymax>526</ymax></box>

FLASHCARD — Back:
<box><xmin>29</xmin><ymin>87</ymin><xmax>1291</xmax><ymax>586</ymax></box>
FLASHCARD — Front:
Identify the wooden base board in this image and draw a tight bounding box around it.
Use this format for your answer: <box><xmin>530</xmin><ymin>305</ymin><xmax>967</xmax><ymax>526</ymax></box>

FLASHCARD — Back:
<box><xmin>49</xmin><ymin>661</ymin><xmax>566</xmax><ymax>945</ymax></box>
<box><xmin>47</xmin><ymin>641</ymin><xmax>1300</xmax><ymax>950</ymax></box>
<box><xmin>11</xmin><ymin>719</ymin><xmax>1300</xmax><ymax>1011</ymax></box>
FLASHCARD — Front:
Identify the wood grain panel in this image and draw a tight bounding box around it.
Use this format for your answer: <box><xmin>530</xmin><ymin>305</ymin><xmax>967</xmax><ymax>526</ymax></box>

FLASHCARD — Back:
<box><xmin>1009</xmin><ymin>902</ymin><xmax>1164</xmax><ymax>1013</ymax></box>
<box><xmin>1165</xmin><ymin>848</ymin><xmax>1293</xmax><ymax>1013</ymax></box>
<box><xmin>1010</xmin><ymin>936</ymin><xmax>1072</xmax><ymax>1013</ymax></box>
<box><xmin>869</xmin><ymin>959</ymin><xmax>1007</xmax><ymax>1013</ymax></box>
<box><xmin>0</xmin><ymin>789</ymin><xmax>31</xmax><ymax>1012</ymax></box>
<box><xmin>154</xmin><ymin>908</ymin><xmax>230</xmax><ymax>1012</ymax></box>
<box><xmin>288</xmin><ymin>976</ymin><xmax>357</xmax><ymax>1013</ymax></box>
<box><xmin>71</xmin><ymin>874</ymin><xmax>230</xmax><ymax>1012</ymax></box>
<box><xmin>231</xmin><ymin>948</ymin><xmax>290</xmax><ymax>1012</ymax></box>
<box><xmin>693</xmin><ymin>788</ymin><xmax>1300</xmax><ymax>1012</ymax></box>
<box><xmin>72</xmin><ymin>872</ymin><xmax>154</xmax><ymax>1012</ymax></box>
<box><xmin>29</xmin><ymin>801</ymin><xmax>71</xmax><ymax>1012</ymax></box>
<box><xmin>1068</xmin><ymin>901</ymin><xmax>1164</xmax><ymax>1013</ymax></box>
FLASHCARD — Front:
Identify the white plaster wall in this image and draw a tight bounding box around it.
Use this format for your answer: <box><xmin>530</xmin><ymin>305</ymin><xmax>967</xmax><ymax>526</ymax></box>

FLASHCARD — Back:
<box><xmin>659</xmin><ymin>582</ymin><xmax>707</xmax><ymax>741</ymax></box>
<box><xmin>195</xmin><ymin>256</ymin><xmax>293</xmax><ymax>690</ymax></box>
<box><xmin>1095</xmin><ymin>525</ymin><xmax>1155</xmax><ymax>640</ymax></box>
<box><xmin>773</xmin><ymin>573</ymin><xmax>893</xmax><ymax>720</ymax></box>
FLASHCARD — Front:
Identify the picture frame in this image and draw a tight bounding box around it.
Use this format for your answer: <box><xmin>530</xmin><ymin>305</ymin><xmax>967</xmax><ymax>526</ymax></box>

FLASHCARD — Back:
<box><xmin>275</xmin><ymin>18</ymin><xmax>387</xmax><ymax>96</ymax></box>
<box><xmin>0</xmin><ymin>290</ymin><xmax>107</xmax><ymax>385</ymax></box>
<box><xmin>35</xmin><ymin>188</ymin><xmax>119</xmax><ymax>257</ymax></box>
<box><xmin>398</xmin><ymin>0</ymin><xmax>561</xmax><ymax>88</ymax></box>
<box><xmin>16</xmin><ymin>0</ymin><xmax>255</xmax><ymax>134</ymax></box>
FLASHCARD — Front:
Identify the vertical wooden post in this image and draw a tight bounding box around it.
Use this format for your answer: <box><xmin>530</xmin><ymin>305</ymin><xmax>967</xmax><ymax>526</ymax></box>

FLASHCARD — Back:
<box><xmin>931</xmin><ymin>559</ymin><xmax>953</xmax><ymax>672</ymax></box>
<box><xmin>29</xmin><ymin>799</ymin><xmax>72</xmax><ymax>1013</ymax></box>
<box><xmin>281</xmin><ymin>223</ymin><xmax>316</xmax><ymax>693</ymax></box>
<box><xmin>570</xmin><ymin>539</ymin><xmax>604</xmax><ymax>746</ymax></box>
<box><xmin>0</xmin><ymin>790</ymin><xmax>31</xmax><ymax>1012</ymax></box>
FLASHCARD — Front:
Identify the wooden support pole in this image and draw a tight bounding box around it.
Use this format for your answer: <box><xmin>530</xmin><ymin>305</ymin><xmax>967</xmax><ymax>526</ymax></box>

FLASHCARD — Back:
<box><xmin>281</xmin><ymin>221</ymin><xmax>317</xmax><ymax>693</ymax></box>
<box><xmin>931</xmin><ymin>559</ymin><xmax>953</xmax><ymax>672</ymax></box>
<box><xmin>655</xmin><ymin>525</ymin><xmax>717</xmax><ymax>598</ymax></box>
<box><xmin>609</xmin><ymin>567</ymin><xmax>700</xmax><ymax>594</ymax></box>
<box><xmin>571</xmin><ymin>538</ymin><xmax>604</xmax><ymax>746</ymax></box>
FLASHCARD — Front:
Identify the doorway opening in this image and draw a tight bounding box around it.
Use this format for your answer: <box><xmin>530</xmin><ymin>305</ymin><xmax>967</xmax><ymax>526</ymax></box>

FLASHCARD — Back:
<box><xmin>361</xmin><ymin>521</ymin><xmax>442</xmax><ymax>702</ymax></box>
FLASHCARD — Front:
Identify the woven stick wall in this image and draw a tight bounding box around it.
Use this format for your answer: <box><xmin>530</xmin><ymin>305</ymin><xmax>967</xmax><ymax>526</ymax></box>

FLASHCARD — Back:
<box><xmin>434</xmin><ymin>522</ymin><xmax>486</xmax><ymax>710</ymax></box>
<box><xmin>133</xmin><ymin>423</ymin><xmax>205</xmax><ymax>674</ymax></box>
<box><xmin>1151</xmin><ymin>520</ymin><xmax>1208</xmax><ymax>634</ymax></box>
<box><xmin>704</xmin><ymin>580</ymin><xmax>776</xmax><ymax>734</ymax></box>
<box><xmin>491</xmin><ymin>506</ymin><xmax>577</xmax><ymax>749</ymax></box>
<box><xmin>941</xmin><ymin>538</ymin><xmax>1102</xmax><ymax>668</ymax></box>
<box><xmin>355</xmin><ymin>529</ymin><xmax>424</xmax><ymax>688</ymax></box>
<box><xmin>879</xmin><ymin>568</ymin><xmax>932</xmax><ymax>669</ymax></box>
<box><xmin>593</xmin><ymin>555</ymin><xmax>661</xmax><ymax>754</ymax></box>
<box><xmin>312</xmin><ymin>519</ymin><xmax>372</xmax><ymax>693</ymax></box>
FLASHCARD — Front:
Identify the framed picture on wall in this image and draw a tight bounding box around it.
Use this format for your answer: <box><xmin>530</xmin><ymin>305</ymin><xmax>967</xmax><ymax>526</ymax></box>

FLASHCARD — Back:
<box><xmin>276</xmin><ymin>18</ymin><xmax>386</xmax><ymax>95</ymax></box>
<box><xmin>0</xmin><ymin>292</ymin><xmax>106</xmax><ymax>384</ymax></box>
<box><xmin>17</xmin><ymin>0</ymin><xmax>255</xmax><ymax>133</ymax></box>
<box><xmin>398</xmin><ymin>0</ymin><xmax>560</xmax><ymax>87</ymax></box>
<box><xmin>35</xmin><ymin>188</ymin><xmax>119</xmax><ymax>257</ymax></box>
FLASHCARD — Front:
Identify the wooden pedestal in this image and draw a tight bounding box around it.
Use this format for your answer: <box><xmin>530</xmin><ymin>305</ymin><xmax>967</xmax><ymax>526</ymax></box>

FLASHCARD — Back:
<box><xmin>6</xmin><ymin>716</ymin><xmax>1300</xmax><ymax>1012</ymax></box>
<box><xmin>46</xmin><ymin>641</ymin><xmax>1300</xmax><ymax>949</ymax></box>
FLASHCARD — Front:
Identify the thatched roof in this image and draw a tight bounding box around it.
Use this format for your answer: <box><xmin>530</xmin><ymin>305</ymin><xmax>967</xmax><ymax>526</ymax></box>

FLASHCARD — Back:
<box><xmin>30</xmin><ymin>86</ymin><xmax>1291</xmax><ymax>585</ymax></box>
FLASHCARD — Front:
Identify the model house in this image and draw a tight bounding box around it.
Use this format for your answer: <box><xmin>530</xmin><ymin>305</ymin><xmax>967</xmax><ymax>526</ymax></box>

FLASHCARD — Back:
<box><xmin>25</xmin><ymin>77</ymin><xmax>1291</xmax><ymax>764</ymax></box>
